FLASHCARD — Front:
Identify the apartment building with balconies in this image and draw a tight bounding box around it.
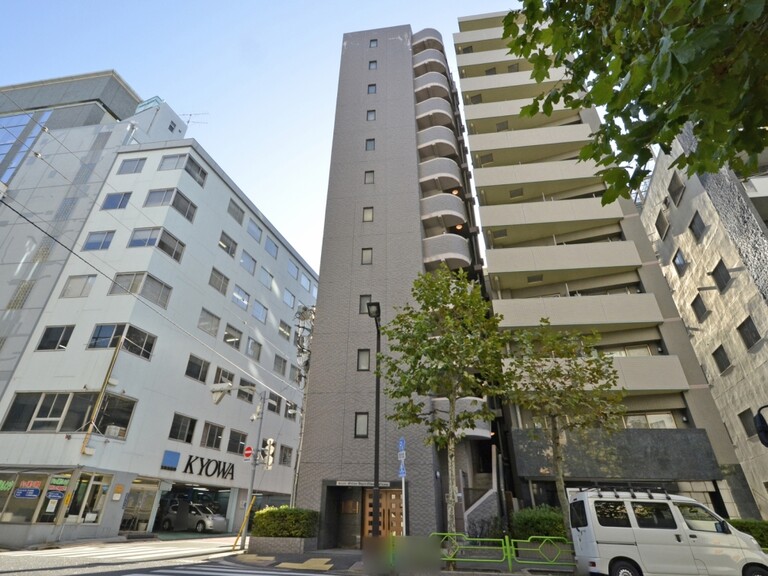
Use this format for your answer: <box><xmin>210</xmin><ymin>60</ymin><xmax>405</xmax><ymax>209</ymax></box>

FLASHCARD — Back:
<box><xmin>295</xmin><ymin>26</ymin><xmax>489</xmax><ymax>547</ymax></box>
<box><xmin>455</xmin><ymin>11</ymin><xmax>759</xmax><ymax>518</ymax></box>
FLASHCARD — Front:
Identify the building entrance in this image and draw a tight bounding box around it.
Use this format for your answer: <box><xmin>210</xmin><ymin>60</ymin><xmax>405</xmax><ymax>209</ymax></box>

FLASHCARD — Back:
<box><xmin>364</xmin><ymin>488</ymin><xmax>403</xmax><ymax>538</ymax></box>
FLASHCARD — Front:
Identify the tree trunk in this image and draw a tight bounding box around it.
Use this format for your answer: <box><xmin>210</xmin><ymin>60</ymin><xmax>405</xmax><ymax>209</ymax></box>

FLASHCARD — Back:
<box><xmin>549</xmin><ymin>415</ymin><xmax>570</xmax><ymax>536</ymax></box>
<box><xmin>446</xmin><ymin>394</ymin><xmax>457</xmax><ymax>534</ymax></box>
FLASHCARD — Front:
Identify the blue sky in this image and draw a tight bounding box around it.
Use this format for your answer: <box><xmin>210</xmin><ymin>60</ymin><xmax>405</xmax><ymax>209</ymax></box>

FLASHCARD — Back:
<box><xmin>3</xmin><ymin>1</ymin><xmax>513</xmax><ymax>271</ymax></box>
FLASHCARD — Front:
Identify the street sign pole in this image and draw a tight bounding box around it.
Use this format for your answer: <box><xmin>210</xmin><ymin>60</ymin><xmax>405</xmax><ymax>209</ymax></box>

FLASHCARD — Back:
<box><xmin>240</xmin><ymin>392</ymin><xmax>267</xmax><ymax>551</ymax></box>
<box><xmin>398</xmin><ymin>437</ymin><xmax>406</xmax><ymax>536</ymax></box>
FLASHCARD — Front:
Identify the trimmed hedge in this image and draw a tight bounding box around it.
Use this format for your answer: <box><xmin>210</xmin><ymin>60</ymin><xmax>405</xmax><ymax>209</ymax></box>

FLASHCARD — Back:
<box><xmin>251</xmin><ymin>506</ymin><xmax>319</xmax><ymax>538</ymax></box>
<box><xmin>730</xmin><ymin>519</ymin><xmax>768</xmax><ymax>548</ymax></box>
<box><xmin>510</xmin><ymin>505</ymin><xmax>567</xmax><ymax>539</ymax></box>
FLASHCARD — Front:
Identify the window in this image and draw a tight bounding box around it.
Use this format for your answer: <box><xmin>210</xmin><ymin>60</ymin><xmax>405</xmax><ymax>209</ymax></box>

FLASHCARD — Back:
<box><xmin>287</xmin><ymin>260</ymin><xmax>299</xmax><ymax>279</ymax></box>
<box><xmin>88</xmin><ymin>323</ymin><xmax>125</xmax><ymax>349</ymax></box>
<box><xmin>268</xmin><ymin>392</ymin><xmax>282</xmax><ymax>413</ymax></box>
<box><xmin>631</xmin><ymin>503</ymin><xmax>677</xmax><ymax>529</ymax></box>
<box><xmin>360</xmin><ymin>294</ymin><xmax>372</xmax><ymax>314</ymax></box>
<box><xmin>252</xmin><ymin>300</ymin><xmax>268</xmax><ymax>323</ymax></box>
<box><xmin>110</xmin><ymin>272</ymin><xmax>172</xmax><ymax>308</ymax></box>
<box><xmin>102</xmin><ymin>192</ymin><xmax>131</xmax><ymax>210</ymax></box>
<box><xmin>283</xmin><ymin>289</ymin><xmax>295</xmax><ymax>308</ymax></box>
<box><xmin>595</xmin><ymin>501</ymin><xmax>631</xmax><ymax>528</ymax></box>
<box><xmin>570</xmin><ymin>500</ymin><xmax>588</xmax><ymax>528</ymax></box>
<box><xmin>185</xmin><ymin>355</ymin><xmax>209</xmax><ymax>382</ymax></box>
<box><xmin>739</xmin><ymin>408</ymin><xmax>758</xmax><ymax>438</ymax></box>
<box><xmin>83</xmin><ymin>230</ymin><xmax>114</xmax><ymax>251</ymax></box>
<box><xmin>678</xmin><ymin>504</ymin><xmax>727</xmax><ymax>532</ymax></box>
<box><xmin>357</xmin><ymin>349</ymin><xmax>370</xmax><ymax>371</ymax></box>
<box><xmin>361</xmin><ymin>248</ymin><xmax>373</xmax><ymax>265</ymax></box>
<box><xmin>117</xmin><ymin>158</ymin><xmax>145</xmax><ymax>174</ymax></box>
<box><xmin>365</xmin><ymin>138</ymin><xmax>375</xmax><ymax>151</ymax></box>
<box><xmin>245</xmin><ymin>338</ymin><xmax>261</xmax><ymax>361</ymax></box>
<box><xmin>273</xmin><ymin>355</ymin><xmax>287</xmax><ymax>376</ymax></box>
<box><xmin>37</xmin><ymin>326</ymin><xmax>74</xmax><ymax>351</ymax></box>
<box><xmin>485</xmin><ymin>67</ymin><xmax>497</xmax><ymax>75</ymax></box>
<box><xmin>712</xmin><ymin>260</ymin><xmax>731</xmax><ymax>292</ymax></box>
<box><xmin>690</xmin><ymin>211</ymin><xmax>706</xmax><ymax>241</ymax></box>
<box><xmin>169</xmin><ymin>413</ymin><xmax>196</xmax><ymax>443</ymax></box>
<box><xmin>238</xmin><ymin>378</ymin><xmax>255</xmax><ymax>402</ymax></box>
<box><xmin>227</xmin><ymin>199</ymin><xmax>245</xmax><ymax>224</ymax></box>
<box><xmin>285</xmin><ymin>401</ymin><xmax>298</xmax><ymax>420</ymax></box>
<box><xmin>738</xmin><ymin>316</ymin><xmax>761</xmax><ymax>349</ymax></box>
<box><xmin>279</xmin><ymin>445</ymin><xmax>293</xmax><ymax>466</ymax></box>
<box><xmin>625</xmin><ymin>412</ymin><xmax>675</xmax><ymax>429</ymax></box>
<box><xmin>201</xmin><ymin>422</ymin><xmax>223</xmax><ymax>449</ymax></box>
<box><xmin>198</xmin><ymin>309</ymin><xmax>220</xmax><ymax>337</ymax></box>
<box><xmin>168</xmin><ymin>121</ymin><xmax>176</xmax><ymax>132</ymax></box>
<box><xmin>673</xmin><ymin>249</ymin><xmax>688</xmax><ymax>276</ymax></box>
<box><xmin>364</xmin><ymin>170</ymin><xmax>374</xmax><ymax>184</ymax></box>
<box><xmin>61</xmin><ymin>275</ymin><xmax>95</xmax><ymax>298</ymax></box>
<box><xmin>265</xmin><ymin>237</ymin><xmax>278</xmax><ymax>258</ymax></box>
<box><xmin>214</xmin><ymin>367</ymin><xmax>235</xmax><ymax>386</ymax></box>
<box><xmin>278</xmin><ymin>320</ymin><xmax>291</xmax><ymax>340</ymax></box>
<box><xmin>508</xmin><ymin>62</ymin><xmax>519</xmax><ymax>72</ymax></box>
<box><xmin>367</xmin><ymin>110</ymin><xmax>376</xmax><ymax>121</ymax></box>
<box><xmin>655</xmin><ymin>210</ymin><xmax>670</xmax><ymax>238</ymax></box>
<box><xmin>219</xmin><ymin>232</ymin><xmax>237</xmax><ymax>257</ymax></box>
<box><xmin>368</xmin><ymin>60</ymin><xmax>377</xmax><ymax>70</ymax></box>
<box><xmin>128</xmin><ymin>227</ymin><xmax>160</xmax><ymax>248</ymax></box>
<box><xmin>209</xmin><ymin>268</ymin><xmax>229</xmax><ymax>295</ymax></box>
<box><xmin>355</xmin><ymin>412</ymin><xmax>369</xmax><ymax>438</ymax></box>
<box><xmin>259</xmin><ymin>267</ymin><xmax>273</xmax><ymax>289</ymax></box>
<box><xmin>712</xmin><ymin>345</ymin><xmax>731</xmax><ymax>373</ymax></box>
<box><xmin>691</xmin><ymin>294</ymin><xmax>709</xmax><ymax>322</ymax></box>
<box><xmin>367</xmin><ymin>84</ymin><xmax>377</xmax><ymax>94</ymax></box>
<box><xmin>369</xmin><ymin>39</ymin><xmax>378</xmax><ymax>47</ymax></box>
<box><xmin>122</xmin><ymin>326</ymin><xmax>156</xmax><ymax>359</ymax></box>
<box><xmin>363</xmin><ymin>207</ymin><xmax>374</xmax><ymax>222</ymax></box>
<box><xmin>232</xmin><ymin>285</ymin><xmax>250</xmax><ymax>309</ymax></box>
<box><xmin>145</xmin><ymin>188</ymin><xmax>196</xmax><ymax>222</ymax></box>
<box><xmin>300</xmin><ymin>273</ymin><xmax>311</xmax><ymax>291</ymax></box>
<box><xmin>184</xmin><ymin>155</ymin><xmax>207</xmax><ymax>187</ymax></box>
<box><xmin>224</xmin><ymin>324</ymin><xmax>242</xmax><ymax>350</ymax></box>
<box><xmin>668</xmin><ymin>172</ymin><xmax>686</xmax><ymax>205</ymax></box>
<box><xmin>159</xmin><ymin>154</ymin><xmax>187</xmax><ymax>171</ymax></box>
<box><xmin>247</xmin><ymin>219</ymin><xmax>263</xmax><ymax>242</ymax></box>
<box><xmin>227</xmin><ymin>430</ymin><xmax>247</xmax><ymax>454</ymax></box>
<box><xmin>240</xmin><ymin>250</ymin><xmax>257</xmax><ymax>275</ymax></box>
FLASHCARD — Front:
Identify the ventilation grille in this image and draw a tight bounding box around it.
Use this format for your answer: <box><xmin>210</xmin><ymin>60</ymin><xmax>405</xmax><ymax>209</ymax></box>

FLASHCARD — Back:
<box><xmin>6</xmin><ymin>280</ymin><xmax>35</xmax><ymax>309</ymax></box>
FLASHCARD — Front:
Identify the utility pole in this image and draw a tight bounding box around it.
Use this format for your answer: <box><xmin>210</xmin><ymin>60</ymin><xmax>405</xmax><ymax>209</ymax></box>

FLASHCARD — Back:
<box><xmin>241</xmin><ymin>391</ymin><xmax>268</xmax><ymax>551</ymax></box>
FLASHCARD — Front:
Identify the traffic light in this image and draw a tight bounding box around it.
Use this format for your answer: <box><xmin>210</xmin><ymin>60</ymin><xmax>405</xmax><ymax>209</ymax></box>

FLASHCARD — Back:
<box><xmin>264</xmin><ymin>438</ymin><xmax>276</xmax><ymax>470</ymax></box>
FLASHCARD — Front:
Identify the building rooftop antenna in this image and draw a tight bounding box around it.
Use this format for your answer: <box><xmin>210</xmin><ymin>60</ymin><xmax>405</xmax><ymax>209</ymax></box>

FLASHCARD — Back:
<box><xmin>179</xmin><ymin>112</ymin><xmax>209</xmax><ymax>125</ymax></box>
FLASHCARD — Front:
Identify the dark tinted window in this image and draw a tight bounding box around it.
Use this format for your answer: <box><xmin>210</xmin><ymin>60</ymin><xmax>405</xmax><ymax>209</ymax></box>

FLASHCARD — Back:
<box><xmin>570</xmin><ymin>500</ymin><xmax>588</xmax><ymax>528</ymax></box>
<box><xmin>595</xmin><ymin>501</ymin><xmax>631</xmax><ymax>527</ymax></box>
<box><xmin>631</xmin><ymin>502</ymin><xmax>677</xmax><ymax>529</ymax></box>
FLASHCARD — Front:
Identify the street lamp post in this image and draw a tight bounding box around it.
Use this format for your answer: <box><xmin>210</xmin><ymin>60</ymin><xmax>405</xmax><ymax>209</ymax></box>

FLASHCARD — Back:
<box><xmin>242</xmin><ymin>391</ymin><xmax>267</xmax><ymax>550</ymax></box>
<box><xmin>366</xmin><ymin>301</ymin><xmax>382</xmax><ymax>539</ymax></box>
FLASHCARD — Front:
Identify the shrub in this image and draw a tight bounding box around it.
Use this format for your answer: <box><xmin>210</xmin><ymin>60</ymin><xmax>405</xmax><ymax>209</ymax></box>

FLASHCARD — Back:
<box><xmin>510</xmin><ymin>505</ymin><xmax>567</xmax><ymax>539</ymax></box>
<box><xmin>730</xmin><ymin>519</ymin><xmax>768</xmax><ymax>548</ymax></box>
<box><xmin>251</xmin><ymin>506</ymin><xmax>319</xmax><ymax>538</ymax></box>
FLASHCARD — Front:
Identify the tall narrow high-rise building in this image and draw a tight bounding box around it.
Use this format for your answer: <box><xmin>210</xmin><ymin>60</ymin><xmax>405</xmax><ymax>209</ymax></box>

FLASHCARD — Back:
<box><xmin>454</xmin><ymin>11</ymin><xmax>758</xmax><ymax>518</ymax></box>
<box><xmin>296</xmin><ymin>27</ymin><xmax>487</xmax><ymax>546</ymax></box>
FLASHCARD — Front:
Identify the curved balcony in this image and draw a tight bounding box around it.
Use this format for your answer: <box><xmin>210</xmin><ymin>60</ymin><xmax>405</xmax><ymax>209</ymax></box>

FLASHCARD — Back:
<box><xmin>414</xmin><ymin>71</ymin><xmax>451</xmax><ymax>103</ymax></box>
<box><xmin>416</xmin><ymin>97</ymin><xmax>455</xmax><ymax>130</ymax></box>
<box><xmin>413</xmin><ymin>48</ymin><xmax>449</xmax><ymax>78</ymax></box>
<box><xmin>433</xmin><ymin>397</ymin><xmax>491</xmax><ymax>439</ymax></box>
<box><xmin>417</xmin><ymin>125</ymin><xmax>459</xmax><ymax>160</ymax></box>
<box><xmin>423</xmin><ymin>233</ymin><xmax>472</xmax><ymax>270</ymax></box>
<box><xmin>412</xmin><ymin>28</ymin><xmax>444</xmax><ymax>54</ymax></box>
<box><xmin>421</xmin><ymin>192</ymin><xmax>467</xmax><ymax>229</ymax></box>
<box><xmin>419</xmin><ymin>157</ymin><xmax>463</xmax><ymax>194</ymax></box>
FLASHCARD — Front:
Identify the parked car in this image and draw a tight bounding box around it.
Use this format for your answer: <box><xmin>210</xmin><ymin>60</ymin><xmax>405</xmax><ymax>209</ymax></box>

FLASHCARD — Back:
<box><xmin>569</xmin><ymin>488</ymin><xmax>768</xmax><ymax>576</ymax></box>
<box><xmin>161</xmin><ymin>502</ymin><xmax>227</xmax><ymax>533</ymax></box>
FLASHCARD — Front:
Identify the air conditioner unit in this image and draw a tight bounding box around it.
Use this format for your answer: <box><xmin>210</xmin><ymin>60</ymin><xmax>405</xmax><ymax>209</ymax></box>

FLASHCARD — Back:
<box><xmin>105</xmin><ymin>425</ymin><xmax>125</xmax><ymax>439</ymax></box>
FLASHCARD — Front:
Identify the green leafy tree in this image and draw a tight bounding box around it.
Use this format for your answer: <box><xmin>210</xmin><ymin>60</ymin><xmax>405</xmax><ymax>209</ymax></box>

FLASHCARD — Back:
<box><xmin>379</xmin><ymin>265</ymin><xmax>509</xmax><ymax>533</ymax></box>
<box><xmin>504</xmin><ymin>319</ymin><xmax>624</xmax><ymax>534</ymax></box>
<box><xmin>504</xmin><ymin>1</ymin><xmax>768</xmax><ymax>204</ymax></box>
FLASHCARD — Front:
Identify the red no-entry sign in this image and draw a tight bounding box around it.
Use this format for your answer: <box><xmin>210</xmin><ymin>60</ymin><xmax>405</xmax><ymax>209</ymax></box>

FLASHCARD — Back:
<box><xmin>243</xmin><ymin>446</ymin><xmax>254</xmax><ymax>460</ymax></box>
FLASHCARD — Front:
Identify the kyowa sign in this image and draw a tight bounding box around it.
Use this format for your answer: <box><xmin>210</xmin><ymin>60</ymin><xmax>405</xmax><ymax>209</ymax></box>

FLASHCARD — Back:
<box><xmin>182</xmin><ymin>455</ymin><xmax>235</xmax><ymax>480</ymax></box>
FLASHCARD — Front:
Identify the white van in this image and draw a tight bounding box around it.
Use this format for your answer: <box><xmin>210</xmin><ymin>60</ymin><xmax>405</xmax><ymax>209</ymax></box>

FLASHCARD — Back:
<box><xmin>569</xmin><ymin>489</ymin><xmax>768</xmax><ymax>576</ymax></box>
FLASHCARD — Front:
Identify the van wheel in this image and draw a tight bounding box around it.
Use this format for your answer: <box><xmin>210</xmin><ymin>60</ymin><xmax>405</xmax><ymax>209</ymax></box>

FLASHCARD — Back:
<box><xmin>745</xmin><ymin>566</ymin><xmax>768</xmax><ymax>576</ymax></box>
<box><xmin>195</xmin><ymin>521</ymin><xmax>206</xmax><ymax>533</ymax></box>
<box><xmin>610</xmin><ymin>560</ymin><xmax>641</xmax><ymax>576</ymax></box>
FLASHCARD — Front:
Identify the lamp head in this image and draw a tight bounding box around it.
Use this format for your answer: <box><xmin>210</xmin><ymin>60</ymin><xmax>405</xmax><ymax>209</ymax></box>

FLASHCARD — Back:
<box><xmin>366</xmin><ymin>301</ymin><xmax>381</xmax><ymax>320</ymax></box>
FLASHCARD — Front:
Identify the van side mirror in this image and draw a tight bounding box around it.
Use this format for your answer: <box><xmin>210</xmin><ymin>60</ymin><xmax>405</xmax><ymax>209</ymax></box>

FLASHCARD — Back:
<box><xmin>755</xmin><ymin>406</ymin><xmax>768</xmax><ymax>447</ymax></box>
<box><xmin>716</xmin><ymin>520</ymin><xmax>731</xmax><ymax>534</ymax></box>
